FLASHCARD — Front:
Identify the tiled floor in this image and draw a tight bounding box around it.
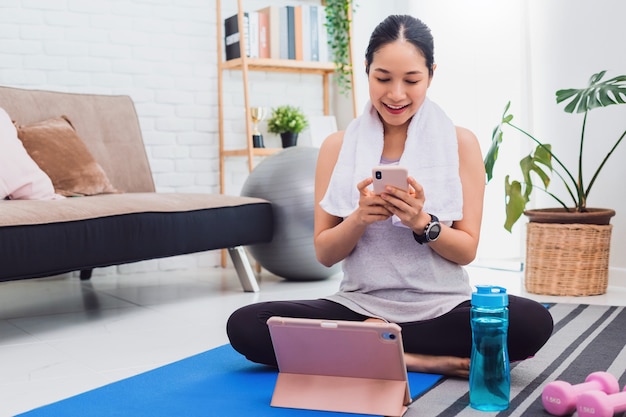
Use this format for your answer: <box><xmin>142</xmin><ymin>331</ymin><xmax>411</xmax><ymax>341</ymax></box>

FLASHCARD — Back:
<box><xmin>2</xmin><ymin>264</ymin><xmax>625</xmax><ymax>416</ymax></box>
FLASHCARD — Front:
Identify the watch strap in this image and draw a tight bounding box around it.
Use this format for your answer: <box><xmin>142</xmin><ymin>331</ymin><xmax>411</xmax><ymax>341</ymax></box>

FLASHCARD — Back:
<box><xmin>413</xmin><ymin>214</ymin><xmax>440</xmax><ymax>244</ymax></box>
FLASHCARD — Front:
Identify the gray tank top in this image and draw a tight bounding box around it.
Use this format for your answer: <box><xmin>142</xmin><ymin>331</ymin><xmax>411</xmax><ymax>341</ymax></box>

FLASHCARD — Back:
<box><xmin>324</xmin><ymin>217</ymin><xmax>471</xmax><ymax>323</ymax></box>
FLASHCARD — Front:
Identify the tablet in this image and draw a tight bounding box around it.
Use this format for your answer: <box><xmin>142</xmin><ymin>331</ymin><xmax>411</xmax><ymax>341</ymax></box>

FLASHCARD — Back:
<box><xmin>267</xmin><ymin>316</ymin><xmax>411</xmax><ymax>416</ymax></box>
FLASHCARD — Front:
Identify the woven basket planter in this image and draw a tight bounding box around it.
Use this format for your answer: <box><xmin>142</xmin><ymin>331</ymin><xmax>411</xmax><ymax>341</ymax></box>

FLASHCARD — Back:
<box><xmin>524</xmin><ymin>208</ymin><xmax>615</xmax><ymax>296</ymax></box>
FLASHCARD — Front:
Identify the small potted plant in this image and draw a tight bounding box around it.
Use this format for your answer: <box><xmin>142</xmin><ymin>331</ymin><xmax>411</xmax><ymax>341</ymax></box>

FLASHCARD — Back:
<box><xmin>485</xmin><ymin>70</ymin><xmax>626</xmax><ymax>296</ymax></box>
<box><xmin>267</xmin><ymin>105</ymin><xmax>309</xmax><ymax>148</ymax></box>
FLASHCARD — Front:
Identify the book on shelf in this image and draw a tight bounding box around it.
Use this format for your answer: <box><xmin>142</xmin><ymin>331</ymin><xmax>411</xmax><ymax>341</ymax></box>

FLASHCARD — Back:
<box><xmin>294</xmin><ymin>5</ymin><xmax>303</xmax><ymax>60</ymax></box>
<box><xmin>257</xmin><ymin>6</ymin><xmax>270</xmax><ymax>58</ymax></box>
<box><xmin>279</xmin><ymin>6</ymin><xmax>289</xmax><ymax>59</ymax></box>
<box><xmin>224</xmin><ymin>5</ymin><xmax>331</xmax><ymax>63</ymax></box>
<box><xmin>302</xmin><ymin>5</ymin><xmax>312</xmax><ymax>61</ymax></box>
<box><xmin>286</xmin><ymin>6</ymin><xmax>296</xmax><ymax>59</ymax></box>
<box><xmin>300</xmin><ymin>4</ymin><xmax>326</xmax><ymax>62</ymax></box>
<box><xmin>257</xmin><ymin>6</ymin><xmax>280</xmax><ymax>59</ymax></box>
<box><xmin>248</xmin><ymin>11</ymin><xmax>259</xmax><ymax>59</ymax></box>
<box><xmin>224</xmin><ymin>12</ymin><xmax>249</xmax><ymax>60</ymax></box>
<box><xmin>224</xmin><ymin>11</ymin><xmax>259</xmax><ymax>60</ymax></box>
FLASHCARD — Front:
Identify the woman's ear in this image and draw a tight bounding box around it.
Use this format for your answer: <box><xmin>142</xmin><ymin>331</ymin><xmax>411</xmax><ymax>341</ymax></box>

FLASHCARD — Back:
<box><xmin>428</xmin><ymin>63</ymin><xmax>437</xmax><ymax>86</ymax></box>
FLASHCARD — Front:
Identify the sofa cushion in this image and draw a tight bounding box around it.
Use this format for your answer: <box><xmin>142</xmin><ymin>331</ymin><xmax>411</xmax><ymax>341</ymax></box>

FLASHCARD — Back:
<box><xmin>0</xmin><ymin>107</ymin><xmax>63</xmax><ymax>201</ymax></box>
<box><xmin>16</xmin><ymin>116</ymin><xmax>119</xmax><ymax>197</ymax></box>
<box><xmin>0</xmin><ymin>193</ymin><xmax>267</xmax><ymax>226</ymax></box>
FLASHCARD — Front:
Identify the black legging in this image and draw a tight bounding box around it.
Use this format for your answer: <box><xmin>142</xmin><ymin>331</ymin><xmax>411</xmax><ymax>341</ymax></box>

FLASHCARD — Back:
<box><xmin>226</xmin><ymin>295</ymin><xmax>554</xmax><ymax>367</ymax></box>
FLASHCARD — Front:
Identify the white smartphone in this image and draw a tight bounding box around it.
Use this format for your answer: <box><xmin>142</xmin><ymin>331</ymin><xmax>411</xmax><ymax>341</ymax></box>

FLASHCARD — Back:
<box><xmin>372</xmin><ymin>166</ymin><xmax>408</xmax><ymax>194</ymax></box>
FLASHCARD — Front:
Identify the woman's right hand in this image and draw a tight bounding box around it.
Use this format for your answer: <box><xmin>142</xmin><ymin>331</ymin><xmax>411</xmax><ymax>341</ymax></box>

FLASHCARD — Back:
<box><xmin>353</xmin><ymin>177</ymin><xmax>393</xmax><ymax>226</ymax></box>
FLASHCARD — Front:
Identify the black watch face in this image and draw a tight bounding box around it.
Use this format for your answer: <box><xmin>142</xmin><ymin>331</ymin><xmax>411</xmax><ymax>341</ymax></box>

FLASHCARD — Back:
<box><xmin>427</xmin><ymin>223</ymin><xmax>442</xmax><ymax>240</ymax></box>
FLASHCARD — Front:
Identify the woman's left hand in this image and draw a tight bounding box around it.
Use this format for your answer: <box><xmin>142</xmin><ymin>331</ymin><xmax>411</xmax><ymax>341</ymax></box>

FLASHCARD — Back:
<box><xmin>380</xmin><ymin>176</ymin><xmax>429</xmax><ymax>231</ymax></box>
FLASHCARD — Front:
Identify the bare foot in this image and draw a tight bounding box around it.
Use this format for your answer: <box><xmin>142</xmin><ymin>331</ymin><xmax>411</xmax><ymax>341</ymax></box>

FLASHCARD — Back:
<box><xmin>364</xmin><ymin>317</ymin><xmax>386</xmax><ymax>323</ymax></box>
<box><xmin>361</xmin><ymin>319</ymin><xmax>470</xmax><ymax>378</ymax></box>
<box><xmin>404</xmin><ymin>353</ymin><xmax>470</xmax><ymax>378</ymax></box>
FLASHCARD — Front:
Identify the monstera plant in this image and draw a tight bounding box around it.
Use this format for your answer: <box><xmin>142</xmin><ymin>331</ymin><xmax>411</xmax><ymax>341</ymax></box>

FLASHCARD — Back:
<box><xmin>485</xmin><ymin>70</ymin><xmax>626</xmax><ymax>232</ymax></box>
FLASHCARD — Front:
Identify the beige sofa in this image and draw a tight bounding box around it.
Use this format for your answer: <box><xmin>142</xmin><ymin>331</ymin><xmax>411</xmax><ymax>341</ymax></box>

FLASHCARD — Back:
<box><xmin>0</xmin><ymin>86</ymin><xmax>273</xmax><ymax>292</ymax></box>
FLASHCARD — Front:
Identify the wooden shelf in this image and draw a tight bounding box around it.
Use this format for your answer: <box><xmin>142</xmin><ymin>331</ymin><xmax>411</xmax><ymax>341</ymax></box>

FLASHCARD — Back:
<box><xmin>222</xmin><ymin>147</ymin><xmax>282</xmax><ymax>157</ymax></box>
<box><xmin>221</xmin><ymin>57</ymin><xmax>336</xmax><ymax>74</ymax></box>
<box><xmin>216</xmin><ymin>0</ymin><xmax>356</xmax><ymax>191</ymax></box>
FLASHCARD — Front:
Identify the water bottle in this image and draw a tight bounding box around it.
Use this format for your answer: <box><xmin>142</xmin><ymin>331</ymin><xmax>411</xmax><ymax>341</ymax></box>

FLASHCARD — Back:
<box><xmin>469</xmin><ymin>285</ymin><xmax>510</xmax><ymax>411</ymax></box>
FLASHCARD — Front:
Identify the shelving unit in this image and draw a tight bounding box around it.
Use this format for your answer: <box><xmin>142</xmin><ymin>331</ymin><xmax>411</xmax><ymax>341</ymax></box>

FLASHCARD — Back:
<box><xmin>215</xmin><ymin>0</ymin><xmax>357</xmax><ymax>194</ymax></box>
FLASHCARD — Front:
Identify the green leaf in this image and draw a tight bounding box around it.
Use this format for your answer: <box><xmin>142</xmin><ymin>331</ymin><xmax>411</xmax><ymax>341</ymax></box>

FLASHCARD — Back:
<box><xmin>555</xmin><ymin>88</ymin><xmax>578</xmax><ymax>103</ymax></box>
<box><xmin>484</xmin><ymin>125</ymin><xmax>502</xmax><ymax>182</ymax></box>
<box><xmin>518</xmin><ymin>144</ymin><xmax>552</xmax><ymax>199</ymax></box>
<box><xmin>484</xmin><ymin>102</ymin><xmax>512</xmax><ymax>182</ymax></box>
<box><xmin>503</xmin><ymin>177</ymin><xmax>525</xmax><ymax>232</ymax></box>
<box><xmin>589</xmin><ymin>70</ymin><xmax>606</xmax><ymax>84</ymax></box>
<box><xmin>533</xmin><ymin>144</ymin><xmax>553</xmax><ymax>170</ymax></box>
<box><xmin>556</xmin><ymin>70</ymin><xmax>626</xmax><ymax>114</ymax></box>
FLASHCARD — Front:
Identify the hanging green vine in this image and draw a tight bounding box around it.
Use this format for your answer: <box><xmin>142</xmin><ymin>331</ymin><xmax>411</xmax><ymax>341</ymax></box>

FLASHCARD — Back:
<box><xmin>324</xmin><ymin>0</ymin><xmax>353</xmax><ymax>95</ymax></box>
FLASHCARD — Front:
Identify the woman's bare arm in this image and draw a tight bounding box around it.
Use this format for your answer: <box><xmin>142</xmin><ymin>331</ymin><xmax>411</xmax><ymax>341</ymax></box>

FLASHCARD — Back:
<box><xmin>313</xmin><ymin>131</ymin><xmax>393</xmax><ymax>267</ymax></box>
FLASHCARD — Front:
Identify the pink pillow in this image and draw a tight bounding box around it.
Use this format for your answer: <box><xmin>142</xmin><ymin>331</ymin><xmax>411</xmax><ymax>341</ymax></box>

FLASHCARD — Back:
<box><xmin>0</xmin><ymin>108</ymin><xmax>64</xmax><ymax>200</ymax></box>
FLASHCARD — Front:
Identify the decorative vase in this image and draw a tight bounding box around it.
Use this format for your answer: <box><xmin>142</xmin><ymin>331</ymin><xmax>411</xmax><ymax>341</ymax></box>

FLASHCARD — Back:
<box><xmin>280</xmin><ymin>132</ymin><xmax>298</xmax><ymax>148</ymax></box>
<box><xmin>523</xmin><ymin>208</ymin><xmax>616</xmax><ymax>296</ymax></box>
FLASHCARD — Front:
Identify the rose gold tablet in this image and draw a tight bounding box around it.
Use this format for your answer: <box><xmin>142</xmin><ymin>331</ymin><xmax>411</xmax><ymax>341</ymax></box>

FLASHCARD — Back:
<box><xmin>267</xmin><ymin>316</ymin><xmax>411</xmax><ymax>416</ymax></box>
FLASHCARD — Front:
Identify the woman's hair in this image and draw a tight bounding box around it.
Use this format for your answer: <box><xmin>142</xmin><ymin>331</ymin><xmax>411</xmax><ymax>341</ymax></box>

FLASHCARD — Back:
<box><xmin>365</xmin><ymin>15</ymin><xmax>434</xmax><ymax>76</ymax></box>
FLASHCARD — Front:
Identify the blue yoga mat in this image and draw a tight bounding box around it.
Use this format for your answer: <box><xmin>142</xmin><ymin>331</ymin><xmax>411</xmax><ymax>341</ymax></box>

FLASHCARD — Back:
<box><xmin>18</xmin><ymin>344</ymin><xmax>443</xmax><ymax>417</ymax></box>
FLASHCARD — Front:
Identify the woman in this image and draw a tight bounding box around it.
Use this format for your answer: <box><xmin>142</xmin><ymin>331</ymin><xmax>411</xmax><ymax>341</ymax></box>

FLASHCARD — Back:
<box><xmin>227</xmin><ymin>15</ymin><xmax>553</xmax><ymax>377</ymax></box>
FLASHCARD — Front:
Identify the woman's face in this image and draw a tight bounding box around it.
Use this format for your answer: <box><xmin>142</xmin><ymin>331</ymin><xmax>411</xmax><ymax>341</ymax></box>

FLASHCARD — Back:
<box><xmin>368</xmin><ymin>40</ymin><xmax>433</xmax><ymax>130</ymax></box>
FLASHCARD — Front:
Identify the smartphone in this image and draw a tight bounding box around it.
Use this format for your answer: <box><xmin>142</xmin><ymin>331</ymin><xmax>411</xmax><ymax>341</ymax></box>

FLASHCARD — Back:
<box><xmin>372</xmin><ymin>166</ymin><xmax>408</xmax><ymax>194</ymax></box>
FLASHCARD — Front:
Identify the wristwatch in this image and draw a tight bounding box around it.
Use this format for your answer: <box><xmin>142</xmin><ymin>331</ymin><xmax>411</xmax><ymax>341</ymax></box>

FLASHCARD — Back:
<box><xmin>413</xmin><ymin>214</ymin><xmax>441</xmax><ymax>244</ymax></box>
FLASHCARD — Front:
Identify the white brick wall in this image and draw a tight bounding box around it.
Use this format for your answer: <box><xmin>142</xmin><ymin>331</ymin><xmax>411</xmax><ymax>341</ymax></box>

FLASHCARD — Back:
<box><xmin>0</xmin><ymin>0</ymin><xmax>330</xmax><ymax>274</ymax></box>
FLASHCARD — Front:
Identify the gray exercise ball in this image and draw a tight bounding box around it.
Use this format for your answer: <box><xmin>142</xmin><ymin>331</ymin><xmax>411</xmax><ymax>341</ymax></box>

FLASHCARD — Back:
<box><xmin>241</xmin><ymin>146</ymin><xmax>341</xmax><ymax>281</ymax></box>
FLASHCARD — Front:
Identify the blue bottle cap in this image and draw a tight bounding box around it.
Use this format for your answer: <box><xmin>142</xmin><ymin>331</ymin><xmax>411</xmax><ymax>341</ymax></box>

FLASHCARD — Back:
<box><xmin>472</xmin><ymin>285</ymin><xmax>509</xmax><ymax>307</ymax></box>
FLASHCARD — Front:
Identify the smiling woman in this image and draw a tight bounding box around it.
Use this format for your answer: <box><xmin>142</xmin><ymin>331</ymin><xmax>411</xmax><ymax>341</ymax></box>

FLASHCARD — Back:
<box><xmin>226</xmin><ymin>14</ymin><xmax>554</xmax><ymax>379</ymax></box>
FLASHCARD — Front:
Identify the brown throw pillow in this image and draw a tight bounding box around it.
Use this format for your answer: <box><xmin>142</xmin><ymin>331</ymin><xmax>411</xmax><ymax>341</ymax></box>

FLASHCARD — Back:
<box><xmin>16</xmin><ymin>116</ymin><xmax>118</xmax><ymax>197</ymax></box>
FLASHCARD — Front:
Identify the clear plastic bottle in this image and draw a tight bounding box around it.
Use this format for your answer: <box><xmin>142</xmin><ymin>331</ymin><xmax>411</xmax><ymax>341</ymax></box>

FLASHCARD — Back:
<box><xmin>469</xmin><ymin>285</ymin><xmax>510</xmax><ymax>411</ymax></box>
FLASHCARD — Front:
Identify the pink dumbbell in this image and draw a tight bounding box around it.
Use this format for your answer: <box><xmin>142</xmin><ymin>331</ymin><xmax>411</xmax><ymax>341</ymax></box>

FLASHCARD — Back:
<box><xmin>541</xmin><ymin>372</ymin><xmax>620</xmax><ymax>416</ymax></box>
<box><xmin>577</xmin><ymin>386</ymin><xmax>626</xmax><ymax>417</ymax></box>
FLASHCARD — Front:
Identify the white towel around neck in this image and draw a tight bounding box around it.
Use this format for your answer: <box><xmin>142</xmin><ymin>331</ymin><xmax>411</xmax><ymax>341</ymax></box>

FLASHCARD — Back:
<box><xmin>319</xmin><ymin>98</ymin><xmax>463</xmax><ymax>223</ymax></box>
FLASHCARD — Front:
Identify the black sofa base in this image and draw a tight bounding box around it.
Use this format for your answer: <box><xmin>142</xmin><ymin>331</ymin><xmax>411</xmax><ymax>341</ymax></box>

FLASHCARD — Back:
<box><xmin>0</xmin><ymin>198</ymin><xmax>273</xmax><ymax>292</ymax></box>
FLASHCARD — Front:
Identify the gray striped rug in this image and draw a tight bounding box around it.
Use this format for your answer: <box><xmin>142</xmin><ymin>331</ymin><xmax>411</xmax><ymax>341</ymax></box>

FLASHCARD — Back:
<box><xmin>406</xmin><ymin>303</ymin><xmax>626</xmax><ymax>416</ymax></box>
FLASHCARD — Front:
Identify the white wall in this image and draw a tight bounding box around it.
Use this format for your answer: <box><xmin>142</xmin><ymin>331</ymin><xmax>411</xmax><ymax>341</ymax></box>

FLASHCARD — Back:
<box><xmin>1</xmin><ymin>0</ymin><xmax>624</xmax><ymax>280</ymax></box>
